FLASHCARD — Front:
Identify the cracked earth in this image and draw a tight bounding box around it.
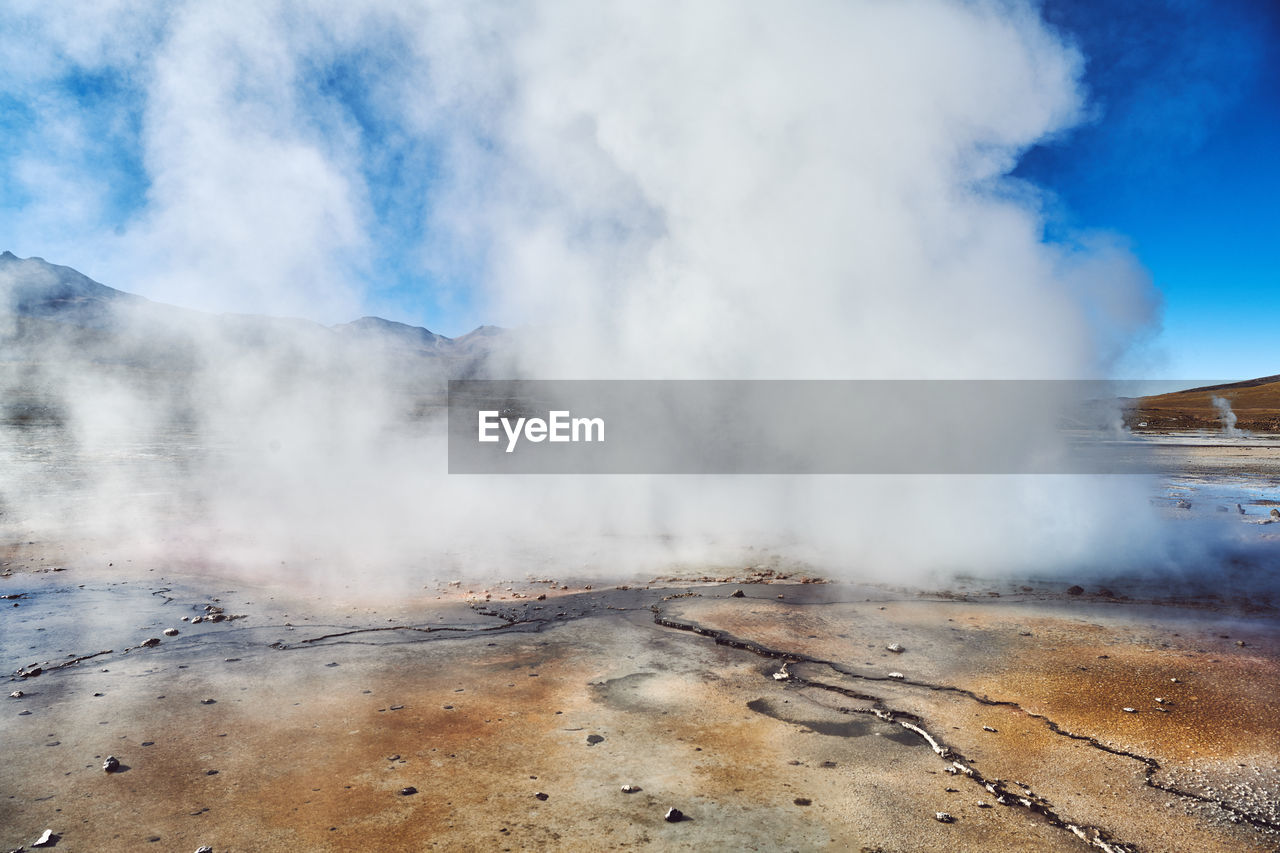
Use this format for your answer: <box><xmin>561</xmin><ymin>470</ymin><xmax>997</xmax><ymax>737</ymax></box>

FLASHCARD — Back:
<box><xmin>3</xmin><ymin>547</ymin><xmax>1278</xmax><ymax>852</ymax></box>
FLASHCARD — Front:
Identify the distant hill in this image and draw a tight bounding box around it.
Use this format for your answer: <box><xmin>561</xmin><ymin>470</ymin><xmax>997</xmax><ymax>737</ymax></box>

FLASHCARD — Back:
<box><xmin>0</xmin><ymin>251</ymin><xmax>509</xmax><ymax>423</ymax></box>
<box><xmin>1128</xmin><ymin>375</ymin><xmax>1280</xmax><ymax>432</ymax></box>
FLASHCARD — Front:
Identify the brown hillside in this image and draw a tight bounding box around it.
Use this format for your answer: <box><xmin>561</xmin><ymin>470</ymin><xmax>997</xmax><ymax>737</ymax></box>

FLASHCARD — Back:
<box><xmin>1128</xmin><ymin>374</ymin><xmax>1280</xmax><ymax>432</ymax></box>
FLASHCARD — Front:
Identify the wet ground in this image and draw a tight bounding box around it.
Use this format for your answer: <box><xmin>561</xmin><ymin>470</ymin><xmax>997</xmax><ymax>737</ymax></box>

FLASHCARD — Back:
<box><xmin>3</xmin><ymin>433</ymin><xmax>1280</xmax><ymax>851</ymax></box>
<box><xmin>3</xmin><ymin>547</ymin><xmax>1280</xmax><ymax>853</ymax></box>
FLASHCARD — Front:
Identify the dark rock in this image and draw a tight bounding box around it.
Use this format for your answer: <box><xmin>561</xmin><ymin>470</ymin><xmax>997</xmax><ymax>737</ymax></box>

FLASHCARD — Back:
<box><xmin>935</xmin><ymin>812</ymin><xmax>955</xmax><ymax>823</ymax></box>
<box><xmin>586</xmin><ymin>734</ymin><xmax>604</xmax><ymax>746</ymax></box>
<box><xmin>730</xmin><ymin>589</ymin><xmax>745</xmax><ymax>598</ymax></box>
<box><xmin>103</xmin><ymin>755</ymin><xmax>121</xmax><ymax>773</ymax></box>
<box><xmin>1066</xmin><ymin>585</ymin><xmax>1084</xmax><ymax>596</ymax></box>
<box><xmin>664</xmin><ymin>807</ymin><xmax>686</xmax><ymax>822</ymax></box>
<box><xmin>621</xmin><ymin>784</ymin><xmax>641</xmax><ymax>793</ymax></box>
<box><xmin>534</xmin><ymin>792</ymin><xmax>549</xmax><ymax>801</ymax></box>
<box><xmin>793</xmin><ymin>797</ymin><xmax>812</xmax><ymax>806</ymax></box>
<box><xmin>140</xmin><ymin>637</ymin><xmax>161</xmax><ymax>648</ymax></box>
<box><xmin>400</xmin><ymin>787</ymin><xmax>417</xmax><ymax>796</ymax></box>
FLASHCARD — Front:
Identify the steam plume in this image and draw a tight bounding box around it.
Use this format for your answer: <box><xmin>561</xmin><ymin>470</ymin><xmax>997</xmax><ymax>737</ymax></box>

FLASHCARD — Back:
<box><xmin>5</xmin><ymin>1</ymin><xmax>1243</xmax><ymax>593</ymax></box>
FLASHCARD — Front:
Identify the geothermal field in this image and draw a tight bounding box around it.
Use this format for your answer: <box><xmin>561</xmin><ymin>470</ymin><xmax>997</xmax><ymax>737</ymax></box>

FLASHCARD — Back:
<box><xmin>2</xmin><ymin>432</ymin><xmax>1280</xmax><ymax>853</ymax></box>
<box><xmin>4</xmin><ymin>2</ymin><xmax>1278</xmax><ymax>851</ymax></box>
<box><xmin>3</xmin><ymin>253</ymin><xmax>1280</xmax><ymax>852</ymax></box>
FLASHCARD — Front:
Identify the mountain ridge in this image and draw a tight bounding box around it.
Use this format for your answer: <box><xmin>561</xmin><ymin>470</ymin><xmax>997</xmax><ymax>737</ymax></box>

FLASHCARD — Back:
<box><xmin>0</xmin><ymin>251</ymin><xmax>494</xmax><ymax>344</ymax></box>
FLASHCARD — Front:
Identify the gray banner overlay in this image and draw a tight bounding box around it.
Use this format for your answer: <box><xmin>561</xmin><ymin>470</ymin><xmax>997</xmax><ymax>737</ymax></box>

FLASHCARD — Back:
<box><xmin>447</xmin><ymin>380</ymin><xmax>1181</xmax><ymax>474</ymax></box>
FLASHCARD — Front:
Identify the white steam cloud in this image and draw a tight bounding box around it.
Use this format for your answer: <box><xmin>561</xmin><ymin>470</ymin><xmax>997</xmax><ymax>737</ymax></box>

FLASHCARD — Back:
<box><xmin>3</xmin><ymin>1</ymin><xmax>1226</xmax><ymax>592</ymax></box>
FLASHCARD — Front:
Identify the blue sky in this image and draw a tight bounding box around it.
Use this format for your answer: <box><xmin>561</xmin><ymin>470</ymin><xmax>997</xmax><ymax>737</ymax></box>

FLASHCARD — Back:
<box><xmin>1015</xmin><ymin>0</ymin><xmax>1280</xmax><ymax>380</ymax></box>
<box><xmin>0</xmin><ymin>1</ymin><xmax>1276</xmax><ymax>380</ymax></box>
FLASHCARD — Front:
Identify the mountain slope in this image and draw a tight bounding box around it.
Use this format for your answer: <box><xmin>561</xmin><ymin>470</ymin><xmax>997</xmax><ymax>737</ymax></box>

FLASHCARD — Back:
<box><xmin>0</xmin><ymin>251</ymin><xmax>502</xmax><ymax>364</ymax></box>
<box><xmin>0</xmin><ymin>252</ymin><xmax>508</xmax><ymax>423</ymax></box>
<box><xmin>1129</xmin><ymin>375</ymin><xmax>1280</xmax><ymax>432</ymax></box>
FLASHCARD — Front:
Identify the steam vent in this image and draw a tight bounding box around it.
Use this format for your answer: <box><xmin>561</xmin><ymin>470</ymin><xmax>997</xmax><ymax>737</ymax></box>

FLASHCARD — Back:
<box><xmin>4</xmin><ymin>0</ymin><xmax>1280</xmax><ymax>850</ymax></box>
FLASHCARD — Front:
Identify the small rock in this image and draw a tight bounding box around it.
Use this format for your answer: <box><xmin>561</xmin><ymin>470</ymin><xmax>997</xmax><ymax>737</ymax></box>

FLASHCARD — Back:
<box><xmin>387</xmin><ymin>754</ymin><xmax>400</xmax><ymax>761</ymax></box>
<box><xmin>103</xmin><ymin>755</ymin><xmax>121</xmax><ymax>773</ymax></box>
<box><xmin>163</xmin><ymin>628</ymin><xmax>179</xmax><ymax>637</ymax></box>
<box><xmin>33</xmin><ymin>828</ymin><xmax>55</xmax><ymax>847</ymax></box>
<box><xmin>1122</xmin><ymin>707</ymin><xmax>1137</xmax><ymax>713</ymax></box>
<box><xmin>730</xmin><ymin>589</ymin><xmax>745</xmax><ymax>598</ymax></box>
<box><xmin>1155</xmin><ymin>697</ymin><xmax>1165</xmax><ymax>703</ymax></box>
<box><xmin>1175</xmin><ymin>499</ymin><xmax>1192</xmax><ymax>509</ymax></box>
<box><xmin>534</xmin><ymin>791</ymin><xmax>549</xmax><ymax>801</ymax></box>
<box><xmin>621</xmin><ymin>784</ymin><xmax>641</xmax><ymax>793</ymax></box>
<box><xmin>977</xmin><ymin>801</ymin><xmax>992</xmax><ymax>808</ymax></box>
<box><xmin>888</xmin><ymin>672</ymin><xmax>905</xmax><ymax>680</ymax></box>
<box><xmin>586</xmin><ymin>734</ymin><xmax>604</xmax><ymax>746</ymax></box>
<box><xmin>140</xmin><ymin>637</ymin><xmax>161</xmax><ymax>648</ymax></box>
<box><xmin>886</xmin><ymin>643</ymin><xmax>904</xmax><ymax>653</ymax></box>
<box><xmin>400</xmin><ymin>786</ymin><xmax>417</xmax><ymax>796</ymax></box>
<box><xmin>982</xmin><ymin>726</ymin><xmax>997</xmax><ymax>732</ymax></box>
<box><xmin>793</xmin><ymin>797</ymin><xmax>812</xmax><ymax>806</ymax></box>
<box><xmin>772</xmin><ymin>670</ymin><xmax>789</xmax><ymax>681</ymax></box>
<box><xmin>10</xmin><ymin>690</ymin><xmax>23</xmax><ymax>698</ymax></box>
<box><xmin>1170</xmin><ymin>677</ymin><xmax>1181</xmax><ymax>683</ymax></box>
<box><xmin>664</xmin><ymin>807</ymin><xmax>686</xmax><ymax>823</ymax></box>
<box><xmin>1272</xmin><ymin>508</ymin><xmax>1280</xmax><ymax>520</ymax></box>
<box><xmin>935</xmin><ymin>812</ymin><xmax>955</xmax><ymax>823</ymax></box>
<box><xmin>1066</xmin><ymin>585</ymin><xmax>1084</xmax><ymax>596</ymax></box>
<box><xmin>200</xmin><ymin>698</ymin><xmax>216</xmax><ymax>705</ymax></box>
<box><xmin>1236</xmin><ymin>640</ymin><xmax>1246</xmax><ymax>647</ymax></box>
<box><xmin>191</xmin><ymin>616</ymin><xmax>203</xmax><ymax>623</ymax></box>
<box><xmin>195</xmin><ymin>847</ymin><xmax>214</xmax><ymax>853</ymax></box>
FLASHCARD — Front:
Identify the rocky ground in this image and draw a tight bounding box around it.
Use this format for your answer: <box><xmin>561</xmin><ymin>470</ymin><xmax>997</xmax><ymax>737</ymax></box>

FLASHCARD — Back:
<box><xmin>3</xmin><ymin>541</ymin><xmax>1280</xmax><ymax>853</ymax></box>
